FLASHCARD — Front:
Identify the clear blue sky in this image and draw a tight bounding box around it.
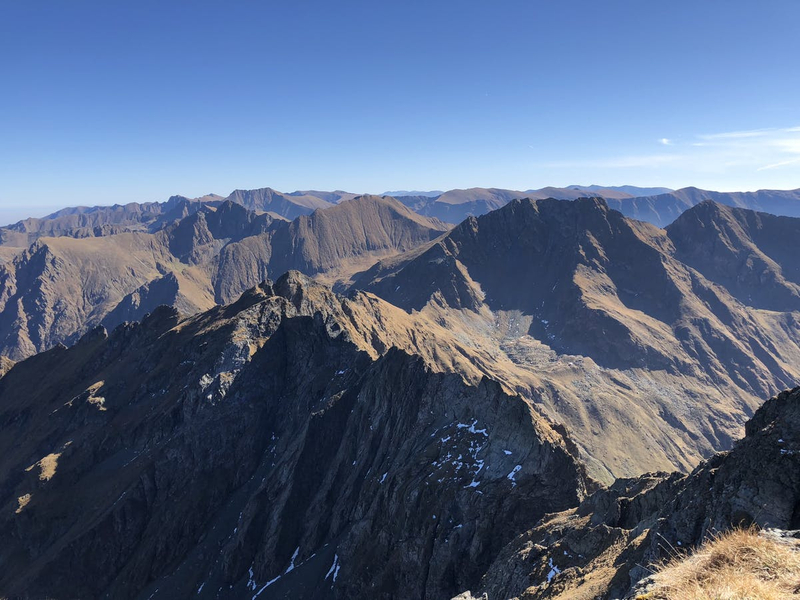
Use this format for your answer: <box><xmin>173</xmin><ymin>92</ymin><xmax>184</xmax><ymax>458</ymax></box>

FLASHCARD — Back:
<box><xmin>1</xmin><ymin>0</ymin><xmax>799</xmax><ymax>222</ymax></box>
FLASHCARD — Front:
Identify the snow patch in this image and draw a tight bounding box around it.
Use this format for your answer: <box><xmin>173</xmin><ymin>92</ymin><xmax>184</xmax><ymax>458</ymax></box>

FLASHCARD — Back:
<box><xmin>507</xmin><ymin>464</ymin><xmax>522</xmax><ymax>486</ymax></box>
<box><xmin>325</xmin><ymin>554</ymin><xmax>341</xmax><ymax>583</ymax></box>
<box><xmin>546</xmin><ymin>557</ymin><xmax>561</xmax><ymax>583</ymax></box>
<box><xmin>285</xmin><ymin>547</ymin><xmax>300</xmax><ymax>573</ymax></box>
<box><xmin>456</xmin><ymin>419</ymin><xmax>488</xmax><ymax>437</ymax></box>
<box><xmin>252</xmin><ymin>574</ymin><xmax>281</xmax><ymax>599</ymax></box>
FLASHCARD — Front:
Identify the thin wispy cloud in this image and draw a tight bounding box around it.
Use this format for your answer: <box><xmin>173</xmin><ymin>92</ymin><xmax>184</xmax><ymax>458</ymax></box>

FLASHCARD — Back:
<box><xmin>699</xmin><ymin>126</ymin><xmax>800</xmax><ymax>171</ymax></box>
<box><xmin>697</xmin><ymin>128</ymin><xmax>777</xmax><ymax>140</ymax></box>
<box><xmin>758</xmin><ymin>157</ymin><xmax>800</xmax><ymax>171</ymax></box>
<box><xmin>534</xmin><ymin>124</ymin><xmax>800</xmax><ymax>190</ymax></box>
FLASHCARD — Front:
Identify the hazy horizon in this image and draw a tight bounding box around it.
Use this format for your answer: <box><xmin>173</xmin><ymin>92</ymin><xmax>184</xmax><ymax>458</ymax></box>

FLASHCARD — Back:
<box><xmin>5</xmin><ymin>179</ymin><xmax>800</xmax><ymax>226</ymax></box>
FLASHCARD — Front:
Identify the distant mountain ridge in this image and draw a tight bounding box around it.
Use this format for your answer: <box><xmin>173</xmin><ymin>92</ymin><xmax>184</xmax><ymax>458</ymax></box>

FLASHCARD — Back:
<box><xmin>0</xmin><ymin>194</ymin><xmax>799</xmax><ymax>599</ymax></box>
<box><xmin>4</xmin><ymin>185</ymin><xmax>800</xmax><ymax>244</ymax></box>
<box><xmin>381</xmin><ymin>190</ymin><xmax>443</xmax><ymax>197</ymax></box>
<box><xmin>567</xmin><ymin>184</ymin><xmax>674</xmax><ymax>196</ymax></box>
<box><xmin>0</xmin><ymin>195</ymin><xmax>448</xmax><ymax>360</ymax></box>
<box><xmin>606</xmin><ymin>186</ymin><xmax>800</xmax><ymax>227</ymax></box>
<box><xmin>398</xmin><ymin>185</ymin><xmax>800</xmax><ymax>225</ymax></box>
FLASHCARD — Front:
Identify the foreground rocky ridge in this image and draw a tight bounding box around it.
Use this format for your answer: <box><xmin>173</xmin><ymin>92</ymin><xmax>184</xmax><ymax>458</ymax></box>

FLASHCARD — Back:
<box><xmin>455</xmin><ymin>386</ymin><xmax>800</xmax><ymax>599</ymax></box>
<box><xmin>0</xmin><ymin>273</ymin><xmax>590</xmax><ymax>599</ymax></box>
<box><xmin>1</xmin><ymin>273</ymin><xmax>797</xmax><ymax>599</ymax></box>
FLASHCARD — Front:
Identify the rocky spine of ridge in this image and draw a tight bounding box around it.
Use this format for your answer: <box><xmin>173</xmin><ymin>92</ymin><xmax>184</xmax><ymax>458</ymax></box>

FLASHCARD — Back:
<box><xmin>455</xmin><ymin>385</ymin><xmax>800</xmax><ymax>600</ymax></box>
<box><xmin>0</xmin><ymin>273</ymin><xmax>591</xmax><ymax>600</ymax></box>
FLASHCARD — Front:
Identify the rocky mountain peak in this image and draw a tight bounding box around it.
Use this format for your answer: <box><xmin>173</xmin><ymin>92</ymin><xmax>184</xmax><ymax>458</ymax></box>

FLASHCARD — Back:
<box><xmin>667</xmin><ymin>200</ymin><xmax>800</xmax><ymax>311</ymax></box>
<box><xmin>0</xmin><ymin>277</ymin><xmax>590</xmax><ymax>599</ymax></box>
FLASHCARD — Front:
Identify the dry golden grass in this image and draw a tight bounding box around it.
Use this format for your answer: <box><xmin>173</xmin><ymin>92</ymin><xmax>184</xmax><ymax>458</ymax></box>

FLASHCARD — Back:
<box><xmin>15</xmin><ymin>493</ymin><xmax>31</xmax><ymax>514</ymax></box>
<box><xmin>637</xmin><ymin>528</ymin><xmax>800</xmax><ymax>600</ymax></box>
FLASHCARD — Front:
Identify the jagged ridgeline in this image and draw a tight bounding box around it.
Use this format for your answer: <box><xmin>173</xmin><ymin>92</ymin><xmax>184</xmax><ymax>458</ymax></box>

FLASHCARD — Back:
<box><xmin>0</xmin><ymin>273</ymin><xmax>590</xmax><ymax>599</ymax></box>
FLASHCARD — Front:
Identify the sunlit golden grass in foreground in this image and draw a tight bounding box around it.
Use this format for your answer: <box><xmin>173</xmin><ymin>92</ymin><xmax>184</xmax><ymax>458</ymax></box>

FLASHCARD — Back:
<box><xmin>637</xmin><ymin>528</ymin><xmax>800</xmax><ymax>600</ymax></box>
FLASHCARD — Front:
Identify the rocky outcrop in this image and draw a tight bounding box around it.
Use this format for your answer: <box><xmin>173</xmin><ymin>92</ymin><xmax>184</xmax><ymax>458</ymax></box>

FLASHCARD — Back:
<box><xmin>456</xmin><ymin>386</ymin><xmax>800</xmax><ymax>599</ymax></box>
<box><xmin>0</xmin><ymin>274</ymin><xmax>591</xmax><ymax>599</ymax></box>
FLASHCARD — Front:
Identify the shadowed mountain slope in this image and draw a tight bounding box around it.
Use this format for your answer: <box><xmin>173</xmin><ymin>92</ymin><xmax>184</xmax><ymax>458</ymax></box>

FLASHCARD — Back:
<box><xmin>0</xmin><ymin>273</ymin><xmax>590</xmax><ymax>600</ymax></box>
<box><xmin>666</xmin><ymin>200</ymin><xmax>800</xmax><ymax>312</ymax></box>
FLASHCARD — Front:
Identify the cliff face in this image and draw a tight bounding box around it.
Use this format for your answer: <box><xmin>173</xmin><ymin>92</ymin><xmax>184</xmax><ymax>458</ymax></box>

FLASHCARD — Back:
<box><xmin>0</xmin><ymin>273</ymin><xmax>589</xmax><ymax>600</ymax></box>
<box><xmin>456</xmin><ymin>386</ymin><xmax>800</xmax><ymax>600</ymax></box>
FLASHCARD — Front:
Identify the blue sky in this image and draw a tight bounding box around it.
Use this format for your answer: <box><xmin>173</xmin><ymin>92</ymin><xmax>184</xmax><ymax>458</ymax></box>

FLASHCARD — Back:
<box><xmin>1</xmin><ymin>0</ymin><xmax>799</xmax><ymax>222</ymax></box>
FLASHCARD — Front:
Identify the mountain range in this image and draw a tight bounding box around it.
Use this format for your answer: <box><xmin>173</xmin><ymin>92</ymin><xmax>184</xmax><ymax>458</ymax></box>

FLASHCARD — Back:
<box><xmin>0</xmin><ymin>195</ymin><xmax>447</xmax><ymax>360</ymax></box>
<box><xmin>0</xmin><ymin>184</ymin><xmax>799</xmax><ymax>598</ymax></box>
<box><xmin>4</xmin><ymin>185</ymin><xmax>800</xmax><ymax>248</ymax></box>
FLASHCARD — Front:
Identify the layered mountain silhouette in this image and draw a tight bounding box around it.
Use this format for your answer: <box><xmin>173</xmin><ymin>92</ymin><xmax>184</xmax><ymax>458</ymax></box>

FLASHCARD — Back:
<box><xmin>4</xmin><ymin>186</ymin><xmax>799</xmax><ymax>247</ymax></box>
<box><xmin>0</xmin><ymin>196</ymin><xmax>447</xmax><ymax>360</ymax></box>
<box><xmin>1</xmin><ymin>186</ymin><xmax>800</xmax><ymax>599</ymax></box>
<box><xmin>606</xmin><ymin>186</ymin><xmax>800</xmax><ymax>227</ymax></box>
<box><xmin>1</xmin><ymin>193</ymin><xmax>799</xmax><ymax>481</ymax></box>
<box><xmin>0</xmin><ymin>271</ymin><xmax>797</xmax><ymax>599</ymax></box>
<box><xmin>391</xmin><ymin>186</ymin><xmax>643</xmax><ymax>224</ymax></box>
<box><xmin>0</xmin><ymin>188</ymin><xmax>347</xmax><ymax>249</ymax></box>
<box><xmin>388</xmin><ymin>185</ymin><xmax>800</xmax><ymax>225</ymax></box>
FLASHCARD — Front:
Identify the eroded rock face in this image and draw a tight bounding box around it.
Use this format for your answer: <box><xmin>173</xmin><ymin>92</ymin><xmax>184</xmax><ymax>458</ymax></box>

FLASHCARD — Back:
<box><xmin>457</xmin><ymin>386</ymin><xmax>800</xmax><ymax>600</ymax></box>
<box><xmin>0</xmin><ymin>274</ymin><xmax>590</xmax><ymax>599</ymax></box>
